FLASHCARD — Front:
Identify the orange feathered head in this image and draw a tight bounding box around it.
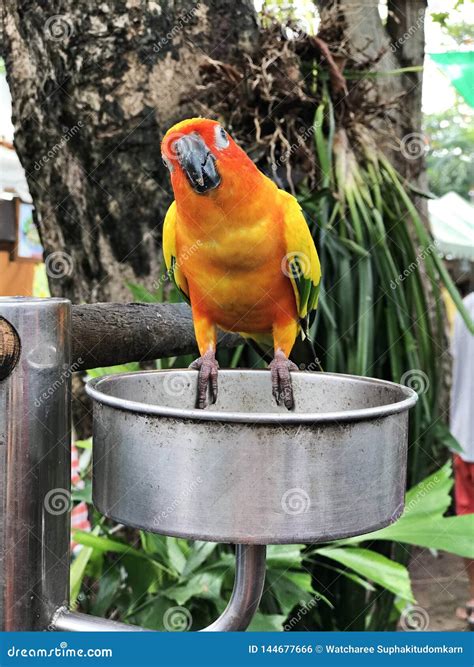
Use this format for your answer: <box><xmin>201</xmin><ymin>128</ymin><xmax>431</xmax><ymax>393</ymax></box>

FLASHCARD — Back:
<box><xmin>161</xmin><ymin>118</ymin><xmax>257</xmax><ymax>197</ymax></box>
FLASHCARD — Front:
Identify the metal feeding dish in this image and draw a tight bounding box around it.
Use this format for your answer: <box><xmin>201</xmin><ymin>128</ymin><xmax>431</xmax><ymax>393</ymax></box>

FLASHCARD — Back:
<box><xmin>86</xmin><ymin>370</ymin><xmax>417</xmax><ymax>545</ymax></box>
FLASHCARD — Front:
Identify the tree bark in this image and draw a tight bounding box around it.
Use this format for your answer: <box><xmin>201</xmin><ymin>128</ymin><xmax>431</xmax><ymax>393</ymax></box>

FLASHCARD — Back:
<box><xmin>71</xmin><ymin>302</ymin><xmax>241</xmax><ymax>370</ymax></box>
<box><xmin>1</xmin><ymin>0</ymin><xmax>258</xmax><ymax>303</ymax></box>
<box><xmin>318</xmin><ymin>0</ymin><xmax>427</xmax><ymax>182</ymax></box>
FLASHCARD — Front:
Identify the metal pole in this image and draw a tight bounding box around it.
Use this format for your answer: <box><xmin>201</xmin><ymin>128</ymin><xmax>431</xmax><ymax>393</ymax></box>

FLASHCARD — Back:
<box><xmin>201</xmin><ymin>544</ymin><xmax>267</xmax><ymax>632</ymax></box>
<box><xmin>52</xmin><ymin>608</ymin><xmax>152</xmax><ymax>632</ymax></box>
<box><xmin>0</xmin><ymin>297</ymin><xmax>71</xmax><ymax>630</ymax></box>
<box><xmin>52</xmin><ymin>544</ymin><xmax>267</xmax><ymax>632</ymax></box>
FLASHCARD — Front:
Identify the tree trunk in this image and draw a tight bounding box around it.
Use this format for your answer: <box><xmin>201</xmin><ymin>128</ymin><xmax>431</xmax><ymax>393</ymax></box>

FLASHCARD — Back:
<box><xmin>1</xmin><ymin>0</ymin><xmax>258</xmax><ymax>303</ymax></box>
<box><xmin>318</xmin><ymin>0</ymin><xmax>427</xmax><ymax>182</ymax></box>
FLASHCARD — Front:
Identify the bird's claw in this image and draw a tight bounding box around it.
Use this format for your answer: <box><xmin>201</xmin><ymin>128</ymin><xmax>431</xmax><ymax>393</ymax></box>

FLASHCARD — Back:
<box><xmin>189</xmin><ymin>350</ymin><xmax>219</xmax><ymax>409</ymax></box>
<box><xmin>268</xmin><ymin>351</ymin><xmax>298</xmax><ymax>410</ymax></box>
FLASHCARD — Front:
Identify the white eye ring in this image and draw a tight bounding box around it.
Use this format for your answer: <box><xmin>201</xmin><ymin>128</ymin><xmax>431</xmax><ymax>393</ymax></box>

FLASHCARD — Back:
<box><xmin>214</xmin><ymin>125</ymin><xmax>229</xmax><ymax>150</ymax></box>
<box><xmin>162</xmin><ymin>154</ymin><xmax>174</xmax><ymax>172</ymax></box>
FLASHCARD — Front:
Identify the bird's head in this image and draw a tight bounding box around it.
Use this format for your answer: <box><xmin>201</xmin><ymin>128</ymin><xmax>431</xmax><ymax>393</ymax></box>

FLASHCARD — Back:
<box><xmin>161</xmin><ymin>118</ymin><xmax>256</xmax><ymax>197</ymax></box>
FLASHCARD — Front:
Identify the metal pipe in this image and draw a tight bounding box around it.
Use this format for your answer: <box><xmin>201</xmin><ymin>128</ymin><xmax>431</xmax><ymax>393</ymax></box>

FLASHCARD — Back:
<box><xmin>0</xmin><ymin>297</ymin><xmax>71</xmax><ymax>630</ymax></box>
<box><xmin>52</xmin><ymin>544</ymin><xmax>266</xmax><ymax>632</ymax></box>
<box><xmin>202</xmin><ymin>544</ymin><xmax>267</xmax><ymax>632</ymax></box>
<box><xmin>52</xmin><ymin>608</ymin><xmax>151</xmax><ymax>632</ymax></box>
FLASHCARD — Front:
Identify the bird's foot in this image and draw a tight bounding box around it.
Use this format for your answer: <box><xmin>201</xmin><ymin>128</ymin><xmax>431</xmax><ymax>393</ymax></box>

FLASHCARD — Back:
<box><xmin>189</xmin><ymin>349</ymin><xmax>219</xmax><ymax>409</ymax></box>
<box><xmin>268</xmin><ymin>350</ymin><xmax>299</xmax><ymax>410</ymax></box>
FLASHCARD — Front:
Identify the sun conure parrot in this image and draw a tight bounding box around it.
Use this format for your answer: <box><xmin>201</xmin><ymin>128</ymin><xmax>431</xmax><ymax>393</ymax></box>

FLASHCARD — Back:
<box><xmin>161</xmin><ymin>118</ymin><xmax>321</xmax><ymax>410</ymax></box>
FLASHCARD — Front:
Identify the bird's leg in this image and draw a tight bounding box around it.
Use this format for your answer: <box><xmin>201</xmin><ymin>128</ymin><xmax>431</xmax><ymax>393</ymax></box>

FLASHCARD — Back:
<box><xmin>189</xmin><ymin>348</ymin><xmax>219</xmax><ymax>409</ymax></box>
<box><xmin>189</xmin><ymin>307</ymin><xmax>218</xmax><ymax>409</ymax></box>
<box><xmin>269</xmin><ymin>350</ymin><xmax>298</xmax><ymax>409</ymax></box>
<box><xmin>270</xmin><ymin>319</ymin><xmax>299</xmax><ymax>410</ymax></box>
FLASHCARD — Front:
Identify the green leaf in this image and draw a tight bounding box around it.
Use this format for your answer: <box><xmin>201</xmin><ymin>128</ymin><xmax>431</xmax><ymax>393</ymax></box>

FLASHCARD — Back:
<box><xmin>166</xmin><ymin>537</ymin><xmax>187</xmax><ymax>575</ymax></box>
<box><xmin>139</xmin><ymin>532</ymin><xmax>168</xmax><ymax>560</ymax></box>
<box><xmin>126</xmin><ymin>596</ymin><xmax>171</xmax><ymax>631</ymax></box>
<box><xmin>432</xmin><ymin>422</ymin><xmax>463</xmax><ymax>454</ymax></box>
<box><xmin>86</xmin><ymin>362</ymin><xmax>140</xmax><ymax>379</ymax></box>
<box><xmin>266</xmin><ymin>545</ymin><xmax>306</xmax><ymax>568</ymax></box>
<box><xmin>162</xmin><ymin>572</ymin><xmax>223</xmax><ymax>605</ymax></box>
<box><xmin>247</xmin><ymin>613</ymin><xmax>287</xmax><ymax>631</ymax></box>
<box><xmin>127</xmin><ymin>282</ymin><xmax>160</xmax><ymax>303</ymax></box>
<box><xmin>182</xmin><ymin>541</ymin><xmax>218</xmax><ymax>578</ymax></box>
<box><xmin>75</xmin><ymin>438</ymin><xmax>92</xmax><ymax>449</ymax></box>
<box><xmin>316</xmin><ymin>547</ymin><xmax>415</xmax><ymax>602</ymax></box>
<box><xmin>403</xmin><ymin>460</ymin><xmax>452</xmax><ymax>518</ymax></box>
<box><xmin>71</xmin><ymin>481</ymin><xmax>92</xmax><ymax>504</ymax></box>
<box><xmin>73</xmin><ymin>531</ymin><xmax>143</xmax><ymax>557</ymax></box>
<box><xmin>70</xmin><ymin>544</ymin><xmax>93</xmax><ymax>606</ymax></box>
<box><xmin>361</xmin><ymin>515</ymin><xmax>474</xmax><ymax>559</ymax></box>
<box><xmin>266</xmin><ymin>570</ymin><xmax>315</xmax><ymax>616</ymax></box>
<box><xmin>90</xmin><ymin>567</ymin><xmax>122</xmax><ymax>617</ymax></box>
<box><xmin>122</xmin><ymin>555</ymin><xmax>158</xmax><ymax>606</ymax></box>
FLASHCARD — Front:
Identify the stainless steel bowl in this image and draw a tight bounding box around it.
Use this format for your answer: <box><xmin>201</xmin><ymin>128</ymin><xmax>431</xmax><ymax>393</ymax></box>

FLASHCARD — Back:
<box><xmin>86</xmin><ymin>370</ymin><xmax>417</xmax><ymax>544</ymax></box>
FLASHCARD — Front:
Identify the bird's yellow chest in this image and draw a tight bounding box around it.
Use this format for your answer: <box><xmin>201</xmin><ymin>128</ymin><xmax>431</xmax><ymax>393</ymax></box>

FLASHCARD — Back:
<box><xmin>176</xmin><ymin>208</ymin><xmax>292</xmax><ymax>332</ymax></box>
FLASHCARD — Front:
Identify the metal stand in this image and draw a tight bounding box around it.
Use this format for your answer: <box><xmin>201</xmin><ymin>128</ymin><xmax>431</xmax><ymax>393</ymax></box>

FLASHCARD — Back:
<box><xmin>0</xmin><ymin>298</ymin><xmax>71</xmax><ymax>631</ymax></box>
<box><xmin>52</xmin><ymin>544</ymin><xmax>267</xmax><ymax>632</ymax></box>
<box><xmin>0</xmin><ymin>298</ymin><xmax>267</xmax><ymax>632</ymax></box>
<box><xmin>1</xmin><ymin>297</ymin><xmax>416</xmax><ymax>632</ymax></box>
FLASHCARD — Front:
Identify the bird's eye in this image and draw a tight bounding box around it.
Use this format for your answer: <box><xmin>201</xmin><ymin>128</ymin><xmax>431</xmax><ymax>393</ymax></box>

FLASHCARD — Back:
<box><xmin>162</xmin><ymin>155</ymin><xmax>173</xmax><ymax>172</ymax></box>
<box><xmin>215</xmin><ymin>125</ymin><xmax>230</xmax><ymax>150</ymax></box>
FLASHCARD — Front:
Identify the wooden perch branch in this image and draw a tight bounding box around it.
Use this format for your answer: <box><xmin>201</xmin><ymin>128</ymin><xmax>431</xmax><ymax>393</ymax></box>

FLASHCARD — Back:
<box><xmin>71</xmin><ymin>303</ymin><xmax>242</xmax><ymax>371</ymax></box>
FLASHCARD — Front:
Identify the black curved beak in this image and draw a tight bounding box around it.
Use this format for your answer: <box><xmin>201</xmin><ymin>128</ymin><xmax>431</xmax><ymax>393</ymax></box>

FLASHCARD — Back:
<box><xmin>174</xmin><ymin>133</ymin><xmax>221</xmax><ymax>194</ymax></box>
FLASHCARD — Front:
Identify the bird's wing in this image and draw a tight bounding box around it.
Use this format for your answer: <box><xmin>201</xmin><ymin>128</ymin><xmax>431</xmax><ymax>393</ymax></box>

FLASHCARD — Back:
<box><xmin>163</xmin><ymin>201</ymin><xmax>190</xmax><ymax>303</ymax></box>
<box><xmin>280</xmin><ymin>191</ymin><xmax>321</xmax><ymax>336</ymax></box>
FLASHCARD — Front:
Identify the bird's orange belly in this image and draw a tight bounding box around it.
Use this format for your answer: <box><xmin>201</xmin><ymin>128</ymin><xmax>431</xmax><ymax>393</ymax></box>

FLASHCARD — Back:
<box><xmin>187</xmin><ymin>262</ymin><xmax>297</xmax><ymax>334</ymax></box>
